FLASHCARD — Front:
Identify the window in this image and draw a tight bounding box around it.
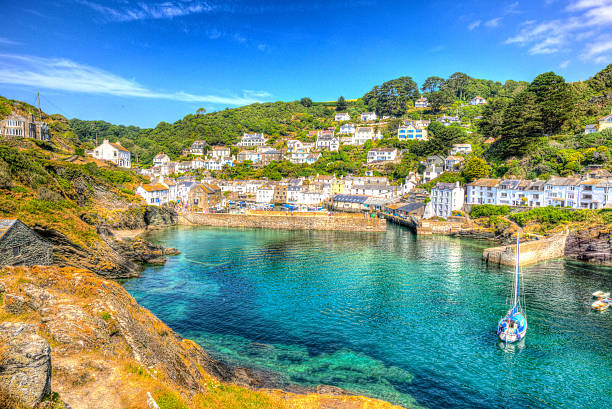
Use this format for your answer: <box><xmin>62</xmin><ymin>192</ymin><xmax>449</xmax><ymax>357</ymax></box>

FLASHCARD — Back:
<box><xmin>13</xmin><ymin>246</ymin><xmax>20</xmax><ymax>257</ymax></box>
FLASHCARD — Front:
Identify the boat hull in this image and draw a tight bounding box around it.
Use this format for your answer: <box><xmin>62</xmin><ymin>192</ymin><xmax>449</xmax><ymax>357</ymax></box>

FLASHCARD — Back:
<box><xmin>497</xmin><ymin>310</ymin><xmax>527</xmax><ymax>343</ymax></box>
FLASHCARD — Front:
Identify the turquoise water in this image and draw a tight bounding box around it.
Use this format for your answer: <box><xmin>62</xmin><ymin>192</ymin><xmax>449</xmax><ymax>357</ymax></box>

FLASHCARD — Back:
<box><xmin>123</xmin><ymin>225</ymin><xmax>612</xmax><ymax>408</ymax></box>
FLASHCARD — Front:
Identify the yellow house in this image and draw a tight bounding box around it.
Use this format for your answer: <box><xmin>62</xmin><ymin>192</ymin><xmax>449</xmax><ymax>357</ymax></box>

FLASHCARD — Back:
<box><xmin>599</xmin><ymin>113</ymin><xmax>612</xmax><ymax>131</ymax></box>
<box><xmin>330</xmin><ymin>179</ymin><xmax>345</xmax><ymax>195</ymax></box>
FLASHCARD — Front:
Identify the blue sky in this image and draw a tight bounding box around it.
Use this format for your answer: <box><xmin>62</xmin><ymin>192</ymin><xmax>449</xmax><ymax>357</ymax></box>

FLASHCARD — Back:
<box><xmin>0</xmin><ymin>0</ymin><xmax>611</xmax><ymax>127</ymax></box>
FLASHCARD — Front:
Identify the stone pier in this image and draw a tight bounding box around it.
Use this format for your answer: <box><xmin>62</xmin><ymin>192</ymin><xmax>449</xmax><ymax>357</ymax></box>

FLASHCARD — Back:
<box><xmin>482</xmin><ymin>234</ymin><xmax>568</xmax><ymax>267</ymax></box>
<box><xmin>179</xmin><ymin>211</ymin><xmax>387</xmax><ymax>232</ymax></box>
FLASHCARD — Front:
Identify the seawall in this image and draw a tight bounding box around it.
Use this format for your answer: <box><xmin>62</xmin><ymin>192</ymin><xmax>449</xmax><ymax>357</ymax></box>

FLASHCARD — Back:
<box><xmin>179</xmin><ymin>212</ymin><xmax>387</xmax><ymax>232</ymax></box>
<box><xmin>482</xmin><ymin>234</ymin><xmax>568</xmax><ymax>267</ymax></box>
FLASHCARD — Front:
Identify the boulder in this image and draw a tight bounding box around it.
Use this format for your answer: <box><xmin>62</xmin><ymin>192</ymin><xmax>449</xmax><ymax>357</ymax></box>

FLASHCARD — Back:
<box><xmin>144</xmin><ymin>206</ymin><xmax>178</xmax><ymax>227</ymax></box>
<box><xmin>0</xmin><ymin>322</ymin><xmax>51</xmax><ymax>408</ymax></box>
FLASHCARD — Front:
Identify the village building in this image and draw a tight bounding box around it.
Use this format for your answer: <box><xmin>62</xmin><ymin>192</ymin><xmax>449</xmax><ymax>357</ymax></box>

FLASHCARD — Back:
<box><xmin>91</xmin><ymin>139</ymin><xmax>131</xmax><ymax>168</ymax></box>
<box><xmin>350</xmin><ymin>184</ymin><xmax>397</xmax><ymax>198</ymax></box>
<box><xmin>360</xmin><ymin>112</ymin><xmax>378</xmax><ymax>122</ymax></box>
<box><xmin>450</xmin><ymin>144</ymin><xmax>473</xmax><ymax>155</ymax></box>
<box><xmin>422</xmin><ymin>155</ymin><xmax>445</xmax><ymax>183</ymax></box>
<box><xmin>466</xmin><ymin>179</ymin><xmax>500</xmax><ymax>205</ymax></box>
<box><xmin>136</xmin><ymin>183</ymin><xmax>170</xmax><ymax>206</ymax></box>
<box><xmin>339</xmin><ymin>124</ymin><xmax>356</xmax><ymax>134</ymax></box>
<box><xmin>598</xmin><ymin>113</ymin><xmax>612</xmax><ymax>131</ymax></box>
<box><xmin>397</xmin><ymin>124</ymin><xmax>428</xmax><ymax>141</ymax></box>
<box><xmin>153</xmin><ymin>153</ymin><xmax>171</xmax><ymax>167</ymax></box>
<box><xmin>177</xmin><ymin>180</ymin><xmax>197</xmax><ymax>204</ymax></box>
<box><xmin>209</xmin><ymin>146</ymin><xmax>231</xmax><ymax>160</ymax></box>
<box><xmin>444</xmin><ymin>156</ymin><xmax>465</xmax><ymax>171</ymax></box>
<box><xmin>0</xmin><ymin>219</ymin><xmax>53</xmax><ymax>267</ymax></box>
<box><xmin>237</xmin><ymin>133</ymin><xmax>266</xmax><ymax>147</ymax></box>
<box><xmin>315</xmin><ymin>131</ymin><xmax>339</xmax><ymax>151</ymax></box>
<box><xmin>273</xmin><ymin>184</ymin><xmax>288</xmax><ymax>204</ymax></box>
<box><xmin>186</xmin><ymin>140</ymin><xmax>208</xmax><ymax>155</ymax></box>
<box><xmin>384</xmin><ymin>202</ymin><xmax>427</xmax><ymax>218</ymax></box>
<box><xmin>469</xmin><ymin>96</ymin><xmax>488</xmax><ymax>105</ymax></box>
<box><xmin>188</xmin><ymin>183</ymin><xmax>223</xmax><ymax>211</ymax></box>
<box><xmin>584</xmin><ymin>124</ymin><xmax>598</xmax><ymax>134</ymax></box>
<box><xmin>335</xmin><ymin>113</ymin><xmax>350</xmax><ymax>121</ymax></box>
<box><xmin>353</xmin><ymin>127</ymin><xmax>375</xmax><ymax>145</ymax></box>
<box><xmin>430</xmin><ymin>182</ymin><xmax>465</xmax><ymax>218</ymax></box>
<box><xmin>437</xmin><ymin>115</ymin><xmax>461</xmax><ymax>126</ymax></box>
<box><xmin>414</xmin><ymin>97</ymin><xmax>430</xmax><ymax>108</ymax></box>
<box><xmin>237</xmin><ymin>150</ymin><xmax>262</xmax><ymax>163</ymax></box>
<box><xmin>0</xmin><ymin>114</ymin><xmax>50</xmax><ymax>140</ymax></box>
<box><xmin>256</xmin><ymin>184</ymin><xmax>276</xmax><ymax>203</ymax></box>
<box><xmin>332</xmin><ymin>194</ymin><xmax>369</xmax><ymax>212</ymax></box>
<box><xmin>367</xmin><ymin>148</ymin><xmax>398</xmax><ymax>163</ymax></box>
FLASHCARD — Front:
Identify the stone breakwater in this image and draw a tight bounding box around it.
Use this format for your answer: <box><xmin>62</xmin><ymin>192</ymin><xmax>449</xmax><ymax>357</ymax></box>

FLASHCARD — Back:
<box><xmin>482</xmin><ymin>234</ymin><xmax>568</xmax><ymax>267</ymax></box>
<box><xmin>179</xmin><ymin>212</ymin><xmax>387</xmax><ymax>232</ymax></box>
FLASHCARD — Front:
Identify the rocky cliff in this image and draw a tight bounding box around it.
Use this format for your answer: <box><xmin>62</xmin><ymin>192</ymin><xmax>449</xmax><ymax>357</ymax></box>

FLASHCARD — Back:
<box><xmin>0</xmin><ymin>266</ymin><xmax>405</xmax><ymax>409</ymax></box>
<box><xmin>565</xmin><ymin>228</ymin><xmax>612</xmax><ymax>265</ymax></box>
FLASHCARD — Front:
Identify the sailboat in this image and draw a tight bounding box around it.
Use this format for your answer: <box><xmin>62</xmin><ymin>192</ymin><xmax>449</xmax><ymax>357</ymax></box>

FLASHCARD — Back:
<box><xmin>497</xmin><ymin>236</ymin><xmax>527</xmax><ymax>343</ymax></box>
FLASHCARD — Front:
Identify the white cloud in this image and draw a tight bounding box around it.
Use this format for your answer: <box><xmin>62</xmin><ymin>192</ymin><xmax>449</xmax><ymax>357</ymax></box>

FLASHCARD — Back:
<box><xmin>505</xmin><ymin>2</ymin><xmax>520</xmax><ymax>14</ymax></box>
<box><xmin>485</xmin><ymin>17</ymin><xmax>502</xmax><ymax>27</ymax></box>
<box><xmin>505</xmin><ymin>1</ymin><xmax>612</xmax><ymax>60</ymax></box>
<box><xmin>559</xmin><ymin>60</ymin><xmax>570</xmax><ymax>68</ymax></box>
<box><xmin>77</xmin><ymin>0</ymin><xmax>216</xmax><ymax>22</ymax></box>
<box><xmin>468</xmin><ymin>20</ymin><xmax>482</xmax><ymax>31</ymax></box>
<box><xmin>581</xmin><ymin>37</ymin><xmax>612</xmax><ymax>60</ymax></box>
<box><xmin>0</xmin><ymin>37</ymin><xmax>19</xmax><ymax>45</ymax></box>
<box><xmin>468</xmin><ymin>20</ymin><xmax>481</xmax><ymax>30</ymax></box>
<box><xmin>0</xmin><ymin>54</ymin><xmax>270</xmax><ymax>105</ymax></box>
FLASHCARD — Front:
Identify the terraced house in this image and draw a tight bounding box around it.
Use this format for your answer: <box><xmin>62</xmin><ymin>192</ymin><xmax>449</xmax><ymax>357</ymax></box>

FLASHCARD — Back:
<box><xmin>0</xmin><ymin>113</ymin><xmax>50</xmax><ymax>140</ymax></box>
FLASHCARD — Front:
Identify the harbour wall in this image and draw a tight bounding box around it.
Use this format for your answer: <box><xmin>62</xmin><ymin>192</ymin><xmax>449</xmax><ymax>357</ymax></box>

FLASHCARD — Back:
<box><xmin>179</xmin><ymin>212</ymin><xmax>387</xmax><ymax>232</ymax></box>
<box><xmin>482</xmin><ymin>234</ymin><xmax>568</xmax><ymax>267</ymax></box>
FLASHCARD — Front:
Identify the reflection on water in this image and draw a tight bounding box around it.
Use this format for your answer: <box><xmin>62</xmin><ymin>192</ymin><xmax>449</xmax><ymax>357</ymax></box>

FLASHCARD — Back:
<box><xmin>123</xmin><ymin>225</ymin><xmax>612</xmax><ymax>409</ymax></box>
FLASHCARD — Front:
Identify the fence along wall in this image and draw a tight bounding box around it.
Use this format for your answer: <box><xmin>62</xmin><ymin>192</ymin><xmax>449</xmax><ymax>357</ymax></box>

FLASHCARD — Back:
<box><xmin>179</xmin><ymin>212</ymin><xmax>387</xmax><ymax>232</ymax></box>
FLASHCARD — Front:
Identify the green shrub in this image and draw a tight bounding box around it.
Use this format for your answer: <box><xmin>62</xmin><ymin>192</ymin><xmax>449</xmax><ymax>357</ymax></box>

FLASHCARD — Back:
<box><xmin>470</xmin><ymin>204</ymin><xmax>510</xmax><ymax>218</ymax></box>
<box><xmin>509</xmin><ymin>207</ymin><xmax>592</xmax><ymax>227</ymax></box>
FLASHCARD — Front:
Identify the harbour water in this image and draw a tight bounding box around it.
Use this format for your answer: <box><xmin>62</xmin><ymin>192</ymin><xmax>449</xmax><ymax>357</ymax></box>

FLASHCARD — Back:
<box><xmin>123</xmin><ymin>225</ymin><xmax>612</xmax><ymax>408</ymax></box>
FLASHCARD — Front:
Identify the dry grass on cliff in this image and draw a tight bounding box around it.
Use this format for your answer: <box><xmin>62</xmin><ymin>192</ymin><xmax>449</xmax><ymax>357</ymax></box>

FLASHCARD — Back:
<box><xmin>0</xmin><ymin>385</ymin><xmax>27</xmax><ymax>409</ymax></box>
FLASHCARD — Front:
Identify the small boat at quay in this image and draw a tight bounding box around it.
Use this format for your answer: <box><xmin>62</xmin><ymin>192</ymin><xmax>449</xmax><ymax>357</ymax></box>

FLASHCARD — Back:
<box><xmin>591</xmin><ymin>290</ymin><xmax>611</xmax><ymax>311</ymax></box>
<box><xmin>497</xmin><ymin>236</ymin><xmax>528</xmax><ymax>343</ymax></box>
<box><xmin>592</xmin><ymin>291</ymin><xmax>610</xmax><ymax>299</ymax></box>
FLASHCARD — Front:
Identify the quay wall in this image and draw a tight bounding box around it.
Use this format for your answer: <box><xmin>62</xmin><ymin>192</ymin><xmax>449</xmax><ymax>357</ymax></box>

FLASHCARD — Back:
<box><xmin>179</xmin><ymin>212</ymin><xmax>387</xmax><ymax>232</ymax></box>
<box><xmin>482</xmin><ymin>234</ymin><xmax>568</xmax><ymax>267</ymax></box>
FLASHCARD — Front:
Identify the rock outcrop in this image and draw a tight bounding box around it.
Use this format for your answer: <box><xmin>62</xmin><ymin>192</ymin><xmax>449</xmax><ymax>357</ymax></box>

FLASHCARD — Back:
<box><xmin>565</xmin><ymin>228</ymin><xmax>612</xmax><ymax>265</ymax></box>
<box><xmin>0</xmin><ymin>323</ymin><xmax>51</xmax><ymax>408</ymax></box>
<box><xmin>143</xmin><ymin>206</ymin><xmax>178</xmax><ymax>228</ymax></box>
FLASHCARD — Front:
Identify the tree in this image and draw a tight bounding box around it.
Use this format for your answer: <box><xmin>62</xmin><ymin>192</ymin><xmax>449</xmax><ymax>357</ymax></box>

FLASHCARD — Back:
<box><xmin>336</xmin><ymin>96</ymin><xmax>347</xmax><ymax>111</ymax></box>
<box><xmin>527</xmin><ymin>72</ymin><xmax>575</xmax><ymax>135</ymax></box>
<box><xmin>196</xmin><ymin>108</ymin><xmax>206</xmax><ymax>115</ymax></box>
<box><xmin>443</xmin><ymin>72</ymin><xmax>471</xmax><ymax>101</ymax></box>
<box><xmin>427</xmin><ymin>91</ymin><xmax>453</xmax><ymax>112</ymax></box>
<box><xmin>421</xmin><ymin>76</ymin><xmax>445</xmax><ymax>93</ymax></box>
<box><xmin>300</xmin><ymin>97</ymin><xmax>313</xmax><ymax>107</ymax></box>
<box><xmin>462</xmin><ymin>156</ymin><xmax>490</xmax><ymax>182</ymax></box>
<box><xmin>362</xmin><ymin>76</ymin><xmax>420</xmax><ymax>117</ymax></box>
<box><xmin>496</xmin><ymin>91</ymin><xmax>543</xmax><ymax>158</ymax></box>
<box><xmin>478</xmin><ymin>98</ymin><xmax>509</xmax><ymax>139</ymax></box>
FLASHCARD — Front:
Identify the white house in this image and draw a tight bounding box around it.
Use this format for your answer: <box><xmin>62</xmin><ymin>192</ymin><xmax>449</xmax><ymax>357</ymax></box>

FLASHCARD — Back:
<box><xmin>335</xmin><ymin>113</ymin><xmax>350</xmax><ymax>121</ymax></box>
<box><xmin>599</xmin><ymin>113</ymin><xmax>612</xmax><ymax>131</ymax></box>
<box><xmin>367</xmin><ymin>148</ymin><xmax>398</xmax><ymax>163</ymax></box>
<box><xmin>466</xmin><ymin>179</ymin><xmax>500</xmax><ymax>205</ymax></box>
<box><xmin>444</xmin><ymin>156</ymin><xmax>465</xmax><ymax>171</ymax></box>
<box><xmin>437</xmin><ymin>115</ymin><xmax>461</xmax><ymax>126</ymax></box>
<box><xmin>256</xmin><ymin>184</ymin><xmax>275</xmax><ymax>203</ymax></box>
<box><xmin>316</xmin><ymin>131</ymin><xmax>339</xmax><ymax>151</ymax></box>
<box><xmin>360</xmin><ymin>112</ymin><xmax>378</xmax><ymax>122</ymax></box>
<box><xmin>177</xmin><ymin>180</ymin><xmax>197</xmax><ymax>204</ymax></box>
<box><xmin>469</xmin><ymin>96</ymin><xmax>487</xmax><ymax>105</ymax></box>
<box><xmin>209</xmin><ymin>146</ymin><xmax>231</xmax><ymax>160</ymax></box>
<box><xmin>430</xmin><ymin>182</ymin><xmax>465</xmax><ymax>218</ymax></box>
<box><xmin>350</xmin><ymin>184</ymin><xmax>397</xmax><ymax>198</ymax></box>
<box><xmin>237</xmin><ymin>133</ymin><xmax>266</xmax><ymax>147</ymax></box>
<box><xmin>339</xmin><ymin>124</ymin><xmax>356</xmax><ymax>134</ymax></box>
<box><xmin>287</xmin><ymin>140</ymin><xmax>314</xmax><ymax>152</ymax></box>
<box><xmin>153</xmin><ymin>153</ymin><xmax>170</xmax><ymax>167</ymax></box>
<box><xmin>187</xmin><ymin>140</ymin><xmax>207</xmax><ymax>155</ymax></box>
<box><xmin>136</xmin><ymin>183</ymin><xmax>170</xmax><ymax>206</ymax></box>
<box><xmin>450</xmin><ymin>144</ymin><xmax>473</xmax><ymax>155</ymax></box>
<box><xmin>92</xmin><ymin>139</ymin><xmax>131</xmax><ymax>168</ymax></box>
<box><xmin>353</xmin><ymin>127</ymin><xmax>375</xmax><ymax>145</ymax></box>
<box><xmin>544</xmin><ymin>177</ymin><xmax>581</xmax><ymax>208</ymax></box>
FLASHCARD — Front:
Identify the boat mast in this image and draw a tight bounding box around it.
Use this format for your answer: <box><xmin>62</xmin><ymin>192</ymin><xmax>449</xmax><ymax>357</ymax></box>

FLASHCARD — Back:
<box><xmin>514</xmin><ymin>235</ymin><xmax>520</xmax><ymax>309</ymax></box>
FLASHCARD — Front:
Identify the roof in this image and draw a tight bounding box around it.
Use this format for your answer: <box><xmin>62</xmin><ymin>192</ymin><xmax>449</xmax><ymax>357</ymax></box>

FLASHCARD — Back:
<box><xmin>140</xmin><ymin>183</ymin><xmax>169</xmax><ymax>192</ymax></box>
<box><xmin>468</xmin><ymin>178</ymin><xmax>500</xmax><ymax>187</ymax></box>
<box><xmin>364</xmin><ymin>197</ymin><xmax>392</xmax><ymax>206</ymax></box>
<box><xmin>396</xmin><ymin>202</ymin><xmax>426</xmax><ymax>213</ymax></box>
<box><xmin>599</xmin><ymin>114</ymin><xmax>612</xmax><ymax>121</ymax></box>
<box><xmin>434</xmin><ymin>182</ymin><xmax>460</xmax><ymax>190</ymax></box>
<box><xmin>212</xmin><ymin>146</ymin><xmax>230</xmax><ymax>150</ymax></box>
<box><xmin>154</xmin><ymin>153</ymin><xmax>169</xmax><ymax>159</ymax></box>
<box><xmin>109</xmin><ymin>142</ymin><xmax>129</xmax><ymax>152</ymax></box>
<box><xmin>352</xmin><ymin>184</ymin><xmax>393</xmax><ymax>190</ymax></box>
<box><xmin>453</xmin><ymin>144</ymin><xmax>472</xmax><ymax>148</ymax></box>
<box><xmin>333</xmin><ymin>194</ymin><xmax>368</xmax><ymax>203</ymax></box>
<box><xmin>0</xmin><ymin>219</ymin><xmax>17</xmax><ymax>240</ymax></box>
<box><xmin>370</xmin><ymin>148</ymin><xmax>397</xmax><ymax>152</ymax></box>
<box><xmin>445</xmin><ymin>156</ymin><xmax>464</xmax><ymax>161</ymax></box>
<box><xmin>585</xmin><ymin>124</ymin><xmax>598</xmax><ymax>129</ymax></box>
<box><xmin>546</xmin><ymin>177</ymin><xmax>580</xmax><ymax>186</ymax></box>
